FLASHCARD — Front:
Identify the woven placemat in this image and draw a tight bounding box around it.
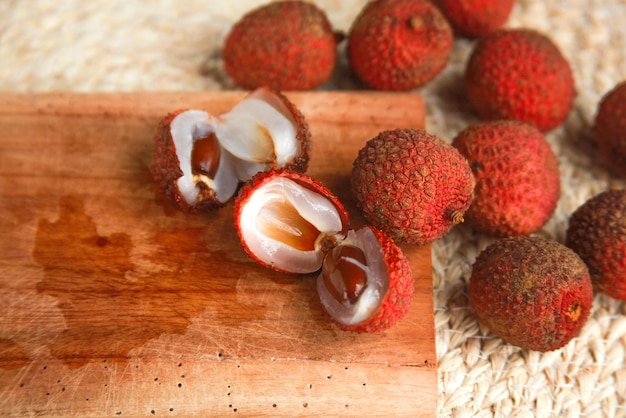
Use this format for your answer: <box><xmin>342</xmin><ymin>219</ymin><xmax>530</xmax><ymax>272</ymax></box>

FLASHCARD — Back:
<box><xmin>1</xmin><ymin>0</ymin><xmax>625</xmax><ymax>416</ymax></box>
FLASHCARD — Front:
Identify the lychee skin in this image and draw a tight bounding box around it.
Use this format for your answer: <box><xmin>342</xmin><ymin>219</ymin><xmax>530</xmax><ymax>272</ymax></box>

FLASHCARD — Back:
<box><xmin>347</xmin><ymin>0</ymin><xmax>453</xmax><ymax>91</ymax></box>
<box><xmin>593</xmin><ymin>81</ymin><xmax>626</xmax><ymax>178</ymax></box>
<box><xmin>222</xmin><ymin>1</ymin><xmax>338</xmax><ymax>91</ymax></box>
<box><xmin>351</xmin><ymin>128</ymin><xmax>475</xmax><ymax>245</ymax></box>
<box><xmin>432</xmin><ymin>0</ymin><xmax>515</xmax><ymax>38</ymax></box>
<box><xmin>566</xmin><ymin>189</ymin><xmax>626</xmax><ymax>300</ymax></box>
<box><xmin>469</xmin><ymin>236</ymin><xmax>593</xmax><ymax>352</ymax></box>
<box><xmin>325</xmin><ymin>226</ymin><xmax>414</xmax><ymax>333</ymax></box>
<box><xmin>452</xmin><ymin>120</ymin><xmax>560</xmax><ymax>237</ymax></box>
<box><xmin>465</xmin><ymin>29</ymin><xmax>575</xmax><ymax>132</ymax></box>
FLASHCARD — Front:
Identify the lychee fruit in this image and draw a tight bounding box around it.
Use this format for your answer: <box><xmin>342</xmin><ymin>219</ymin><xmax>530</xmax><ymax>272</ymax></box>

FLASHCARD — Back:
<box><xmin>222</xmin><ymin>1</ymin><xmax>339</xmax><ymax>91</ymax></box>
<box><xmin>347</xmin><ymin>0</ymin><xmax>453</xmax><ymax>91</ymax></box>
<box><xmin>469</xmin><ymin>236</ymin><xmax>593</xmax><ymax>352</ymax></box>
<box><xmin>233</xmin><ymin>169</ymin><xmax>414</xmax><ymax>333</ymax></box>
<box><xmin>432</xmin><ymin>0</ymin><xmax>515</xmax><ymax>38</ymax></box>
<box><xmin>592</xmin><ymin>81</ymin><xmax>626</xmax><ymax>178</ymax></box>
<box><xmin>452</xmin><ymin>120</ymin><xmax>560</xmax><ymax>237</ymax></box>
<box><xmin>464</xmin><ymin>28</ymin><xmax>575</xmax><ymax>132</ymax></box>
<box><xmin>566</xmin><ymin>189</ymin><xmax>626</xmax><ymax>300</ymax></box>
<box><xmin>351</xmin><ymin>128</ymin><xmax>475</xmax><ymax>245</ymax></box>
<box><xmin>151</xmin><ymin>87</ymin><xmax>311</xmax><ymax>213</ymax></box>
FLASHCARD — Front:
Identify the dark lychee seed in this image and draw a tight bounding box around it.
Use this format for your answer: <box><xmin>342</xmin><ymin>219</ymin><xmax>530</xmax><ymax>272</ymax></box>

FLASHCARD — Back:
<box><xmin>191</xmin><ymin>133</ymin><xmax>220</xmax><ymax>178</ymax></box>
<box><xmin>322</xmin><ymin>245</ymin><xmax>369</xmax><ymax>305</ymax></box>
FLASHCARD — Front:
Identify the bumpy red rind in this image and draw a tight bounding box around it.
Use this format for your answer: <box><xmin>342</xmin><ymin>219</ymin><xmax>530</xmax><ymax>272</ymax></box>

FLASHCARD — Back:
<box><xmin>351</xmin><ymin>128</ymin><xmax>475</xmax><ymax>245</ymax></box>
<box><xmin>432</xmin><ymin>0</ymin><xmax>515</xmax><ymax>38</ymax></box>
<box><xmin>593</xmin><ymin>81</ymin><xmax>626</xmax><ymax>178</ymax></box>
<box><xmin>347</xmin><ymin>0</ymin><xmax>453</xmax><ymax>91</ymax></box>
<box><xmin>469</xmin><ymin>236</ymin><xmax>593</xmax><ymax>352</ymax></box>
<box><xmin>223</xmin><ymin>1</ymin><xmax>338</xmax><ymax>91</ymax></box>
<box><xmin>464</xmin><ymin>28</ymin><xmax>575</xmax><ymax>132</ymax></box>
<box><xmin>452</xmin><ymin>120</ymin><xmax>560</xmax><ymax>237</ymax></box>
<box><xmin>566</xmin><ymin>189</ymin><xmax>626</xmax><ymax>300</ymax></box>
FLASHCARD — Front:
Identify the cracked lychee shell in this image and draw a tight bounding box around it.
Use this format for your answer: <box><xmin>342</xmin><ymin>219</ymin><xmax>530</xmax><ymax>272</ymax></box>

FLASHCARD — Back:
<box><xmin>351</xmin><ymin>128</ymin><xmax>475</xmax><ymax>245</ymax></box>
<box><xmin>233</xmin><ymin>169</ymin><xmax>414</xmax><ymax>332</ymax></box>
<box><xmin>151</xmin><ymin>87</ymin><xmax>311</xmax><ymax>213</ymax></box>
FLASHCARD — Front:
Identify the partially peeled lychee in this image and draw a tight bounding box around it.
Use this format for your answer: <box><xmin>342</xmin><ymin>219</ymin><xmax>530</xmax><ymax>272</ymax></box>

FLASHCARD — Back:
<box><xmin>151</xmin><ymin>88</ymin><xmax>311</xmax><ymax>213</ymax></box>
<box><xmin>233</xmin><ymin>169</ymin><xmax>414</xmax><ymax>332</ymax></box>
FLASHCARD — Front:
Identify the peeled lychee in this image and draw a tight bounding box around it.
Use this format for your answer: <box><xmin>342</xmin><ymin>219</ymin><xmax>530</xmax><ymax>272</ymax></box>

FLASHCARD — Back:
<box><xmin>566</xmin><ymin>189</ymin><xmax>626</xmax><ymax>300</ymax></box>
<box><xmin>469</xmin><ymin>236</ymin><xmax>593</xmax><ymax>352</ymax></box>
<box><xmin>465</xmin><ymin>28</ymin><xmax>575</xmax><ymax>132</ymax></box>
<box><xmin>432</xmin><ymin>0</ymin><xmax>515</xmax><ymax>38</ymax></box>
<box><xmin>592</xmin><ymin>81</ymin><xmax>626</xmax><ymax>178</ymax></box>
<box><xmin>222</xmin><ymin>1</ymin><xmax>338</xmax><ymax>91</ymax></box>
<box><xmin>151</xmin><ymin>87</ymin><xmax>310</xmax><ymax>213</ymax></box>
<box><xmin>351</xmin><ymin>128</ymin><xmax>475</xmax><ymax>245</ymax></box>
<box><xmin>452</xmin><ymin>120</ymin><xmax>560</xmax><ymax>237</ymax></box>
<box><xmin>347</xmin><ymin>0</ymin><xmax>453</xmax><ymax>91</ymax></box>
<box><xmin>233</xmin><ymin>169</ymin><xmax>414</xmax><ymax>333</ymax></box>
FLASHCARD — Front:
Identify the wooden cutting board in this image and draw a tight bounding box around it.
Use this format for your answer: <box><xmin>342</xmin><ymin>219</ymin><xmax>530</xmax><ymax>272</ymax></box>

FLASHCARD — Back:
<box><xmin>0</xmin><ymin>91</ymin><xmax>436</xmax><ymax>417</ymax></box>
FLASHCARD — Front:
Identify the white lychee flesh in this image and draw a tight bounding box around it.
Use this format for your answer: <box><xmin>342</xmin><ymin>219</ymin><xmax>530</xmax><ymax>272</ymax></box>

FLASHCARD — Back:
<box><xmin>170</xmin><ymin>90</ymin><xmax>301</xmax><ymax>206</ymax></box>
<box><xmin>238</xmin><ymin>176</ymin><xmax>345</xmax><ymax>274</ymax></box>
<box><xmin>172</xmin><ymin>110</ymin><xmax>239</xmax><ymax>205</ymax></box>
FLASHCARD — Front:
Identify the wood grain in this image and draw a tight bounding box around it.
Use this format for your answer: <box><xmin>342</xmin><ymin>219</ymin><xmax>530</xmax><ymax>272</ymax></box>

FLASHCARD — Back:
<box><xmin>0</xmin><ymin>91</ymin><xmax>436</xmax><ymax>417</ymax></box>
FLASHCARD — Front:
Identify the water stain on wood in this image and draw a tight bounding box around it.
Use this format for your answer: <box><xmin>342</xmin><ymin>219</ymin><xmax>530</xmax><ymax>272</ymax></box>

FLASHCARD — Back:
<box><xmin>0</xmin><ymin>338</ymin><xmax>29</xmax><ymax>369</ymax></box>
<box><xmin>32</xmin><ymin>195</ymin><xmax>248</xmax><ymax>367</ymax></box>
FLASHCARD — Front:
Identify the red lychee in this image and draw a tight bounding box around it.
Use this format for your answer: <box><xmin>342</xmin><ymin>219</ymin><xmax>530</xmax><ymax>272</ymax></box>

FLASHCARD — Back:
<box><xmin>347</xmin><ymin>0</ymin><xmax>453</xmax><ymax>91</ymax></box>
<box><xmin>592</xmin><ymin>81</ymin><xmax>626</xmax><ymax>178</ymax></box>
<box><xmin>222</xmin><ymin>1</ymin><xmax>338</xmax><ymax>91</ymax></box>
<box><xmin>233</xmin><ymin>169</ymin><xmax>414</xmax><ymax>333</ymax></box>
<box><xmin>469</xmin><ymin>236</ymin><xmax>593</xmax><ymax>352</ymax></box>
<box><xmin>452</xmin><ymin>120</ymin><xmax>560</xmax><ymax>237</ymax></box>
<box><xmin>566</xmin><ymin>189</ymin><xmax>626</xmax><ymax>300</ymax></box>
<box><xmin>151</xmin><ymin>88</ymin><xmax>310</xmax><ymax>213</ymax></box>
<box><xmin>465</xmin><ymin>28</ymin><xmax>575</xmax><ymax>132</ymax></box>
<box><xmin>351</xmin><ymin>128</ymin><xmax>475</xmax><ymax>245</ymax></box>
<box><xmin>432</xmin><ymin>0</ymin><xmax>515</xmax><ymax>38</ymax></box>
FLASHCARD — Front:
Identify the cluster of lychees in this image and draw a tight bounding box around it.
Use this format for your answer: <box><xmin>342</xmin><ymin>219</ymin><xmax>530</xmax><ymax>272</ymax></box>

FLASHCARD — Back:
<box><xmin>151</xmin><ymin>0</ymin><xmax>626</xmax><ymax>343</ymax></box>
<box><xmin>151</xmin><ymin>87</ymin><xmax>416</xmax><ymax>334</ymax></box>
